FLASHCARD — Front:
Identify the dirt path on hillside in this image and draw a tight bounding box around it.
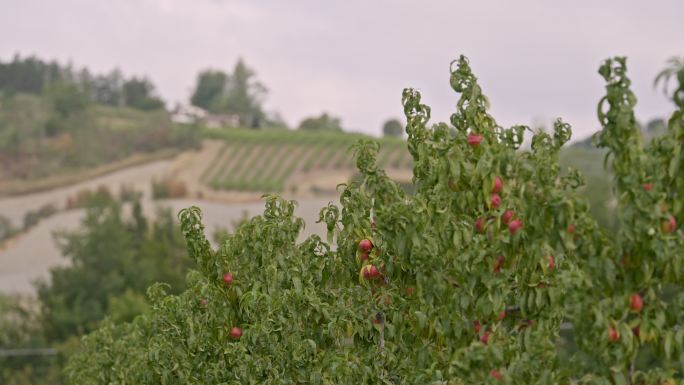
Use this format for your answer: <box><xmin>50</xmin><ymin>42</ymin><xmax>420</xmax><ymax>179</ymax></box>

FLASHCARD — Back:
<box><xmin>168</xmin><ymin>139</ymin><xmax>223</xmax><ymax>195</ymax></box>
<box><xmin>0</xmin><ymin>160</ymin><xmax>173</xmax><ymax>227</ymax></box>
<box><xmin>0</xmin><ymin>197</ymin><xmax>335</xmax><ymax>296</ymax></box>
<box><xmin>0</xmin><ymin>150</ymin><xmax>180</xmax><ymax>198</ymax></box>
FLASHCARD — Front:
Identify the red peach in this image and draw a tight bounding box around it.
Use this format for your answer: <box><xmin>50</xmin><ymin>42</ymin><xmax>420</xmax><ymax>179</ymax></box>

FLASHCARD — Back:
<box><xmin>467</xmin><ymin>133</ymin><xmax>483</xmax><ymax>147</ymax></box>
<box><xmin>490</xmin><ymin>193</ymin><xmax>501</xmax><ymax>209</ymax></box>
<box><xmin>359</xmin><ymin>239</ymin><xmax>374</xmax><ymax>253</ymax></box>
<box><xmin>508</xmin><ymin>219</ymin><xmax>523</xmax><ymax>235</ymax></box>
<box><xmin>546</xmin><ymin>255</ymin><xmax>555</xmax><ymax>270</ymax></box>
<box><xmin>492</xmin><ymin>176</ymin><xmax>503</xmax><ymax>194</ymax></box>
<box><xmin>490</xmin><ymin>369</ymin><xmax>503</xmax><ymax>381</ymax></box>
<box><xmin>230</xmin><ymin>326</ymin><xmax>242</xmax><ymax>340</ymax></box>
<box><xmin>609</xmin><ymin>327</ymin><xmax>619</xmax><ymax>342</ymax></box>
<box><xmin>629</xmin><ymin>293</ymin><xmax>643</xmax><ymax>312</ymax></box>
<box><xmin>501</xmin><ymin>210</ymin><xmax>514</xmax><ymax>225</ymax></box>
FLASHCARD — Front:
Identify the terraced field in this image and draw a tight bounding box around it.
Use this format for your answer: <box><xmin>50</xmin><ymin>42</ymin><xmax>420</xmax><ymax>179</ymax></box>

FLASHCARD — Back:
<box><xmin>201</xmin><ymin>129</ymin><xmax>413</xmax><ymax>193</ymax></box>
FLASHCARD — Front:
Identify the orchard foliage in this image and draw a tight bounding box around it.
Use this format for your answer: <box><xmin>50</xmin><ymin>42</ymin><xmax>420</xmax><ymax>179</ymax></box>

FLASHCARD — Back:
<box><xmin>66</xmin><ymin>56</ymin><xmax>684</xmax><ymax>384</ymax></box>
<box><xmin>567</xmin><ymin>58</ymin><xmax>684</xmax><ymax>384</ymax></box>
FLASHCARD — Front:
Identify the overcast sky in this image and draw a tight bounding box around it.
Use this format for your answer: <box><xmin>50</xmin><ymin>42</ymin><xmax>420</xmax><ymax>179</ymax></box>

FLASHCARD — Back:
<box><xmin>1</xmin><ymin>0</ymin><xmax>682</xmax><ymax>140</ymax></box>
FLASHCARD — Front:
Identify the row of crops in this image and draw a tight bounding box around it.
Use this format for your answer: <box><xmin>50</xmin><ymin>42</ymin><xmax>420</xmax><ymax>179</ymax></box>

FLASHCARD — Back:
<box><xmin>201</xmin><ymin>129</ymin><xmax>413</xmax><ymax>192</ymax></box>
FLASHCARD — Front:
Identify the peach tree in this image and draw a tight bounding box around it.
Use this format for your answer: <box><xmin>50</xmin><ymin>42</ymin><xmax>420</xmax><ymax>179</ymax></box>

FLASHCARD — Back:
<box><xmin>63</xmin><ymin>55</ymin><xmax>683</xmax><ymax>384</ymax></box>
<box><xmin>565</xmin><ymin>58</ymin><xmax>684</xmax><ymax>385</ymax></box>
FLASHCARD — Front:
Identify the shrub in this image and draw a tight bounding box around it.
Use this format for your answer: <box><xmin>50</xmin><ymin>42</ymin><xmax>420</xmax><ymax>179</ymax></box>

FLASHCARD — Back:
<box><xmin>152</xmin><ymin>178</ymin><xmax>188</xmax><ymax>199</ymax></box>
<box><xmin>65</xmin><ymin>186</ymin><xmax>112</xmax><ymax>210</ymax></box>
<box><xmin>118</xmin><ymin>184</ymin><xmax>142</xmax><ymax>202</ymax></box>
<box><xmin>22</xmin><ymin>203</ymin><xmax>58</xmax><ymax>230</ymax></box>
<box><xmin>0</xmin><ymin>214</ymin><xmax>17</xmax><ymax>241</ymax></box>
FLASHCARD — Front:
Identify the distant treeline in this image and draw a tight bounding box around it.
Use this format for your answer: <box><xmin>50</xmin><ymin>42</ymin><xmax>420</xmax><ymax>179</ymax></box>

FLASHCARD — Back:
<box><xmin>0</xmin><ymin>54</ymin><xmax>164</xmax><ymax>110</ymax></box>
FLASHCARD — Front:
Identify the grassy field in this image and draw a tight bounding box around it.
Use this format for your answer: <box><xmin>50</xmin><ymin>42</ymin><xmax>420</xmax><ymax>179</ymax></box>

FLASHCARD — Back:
<box><xmin>201</xmin><ymin>128</ymin><xmax>413</xmax><ymax>193</ymax></box>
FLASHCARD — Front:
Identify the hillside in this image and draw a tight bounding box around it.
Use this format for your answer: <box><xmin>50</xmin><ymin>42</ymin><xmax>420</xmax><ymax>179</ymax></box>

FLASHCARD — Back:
<box><xmin>175</xmin><ymin>128</ymin><xmax>414</xmax><ymax>197</ymax></box>
<box><xmin>0</xmin><ymin>93</ymin><xmax>199</xmax><ymax>195</ymax></box>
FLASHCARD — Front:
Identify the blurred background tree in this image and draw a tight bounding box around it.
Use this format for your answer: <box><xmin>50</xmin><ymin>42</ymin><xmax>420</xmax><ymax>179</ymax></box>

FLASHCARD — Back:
<box><xmin>0</xmin><ymin>196</ymin><xmax>194</xmax><ymax>385</ymax></box>
<box><xmin>190</xmin><ymin>70</ymin><xmax>228</xmax><ymax>111</ymax></box>
<box><xmin>37</xmin><ymin>197</ymin><xmax>191</xmax><ymax>341</ymax></box>
<box><xmin>190</xmin><ymin>58</ymin><xmax>267</xmax><ymax>127</ymax></box>
<box><xmin>122</xmin><ymin>77</ymin><xmax>165</xmax><ymax>111</ymax></box>
<box><xmin>298</xmin><ymin>112</ymin><xmax>344</xmax><ymax>132</ymax></box>
<box><xmin>0</xmin><ymin>55</ymin><xmax>164</xmax><ymax>111</ymax></box>
<box><xmin>382</xmin><ymin>118</ymin><xmax>403</xmax><ymax>137</ymax></box>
